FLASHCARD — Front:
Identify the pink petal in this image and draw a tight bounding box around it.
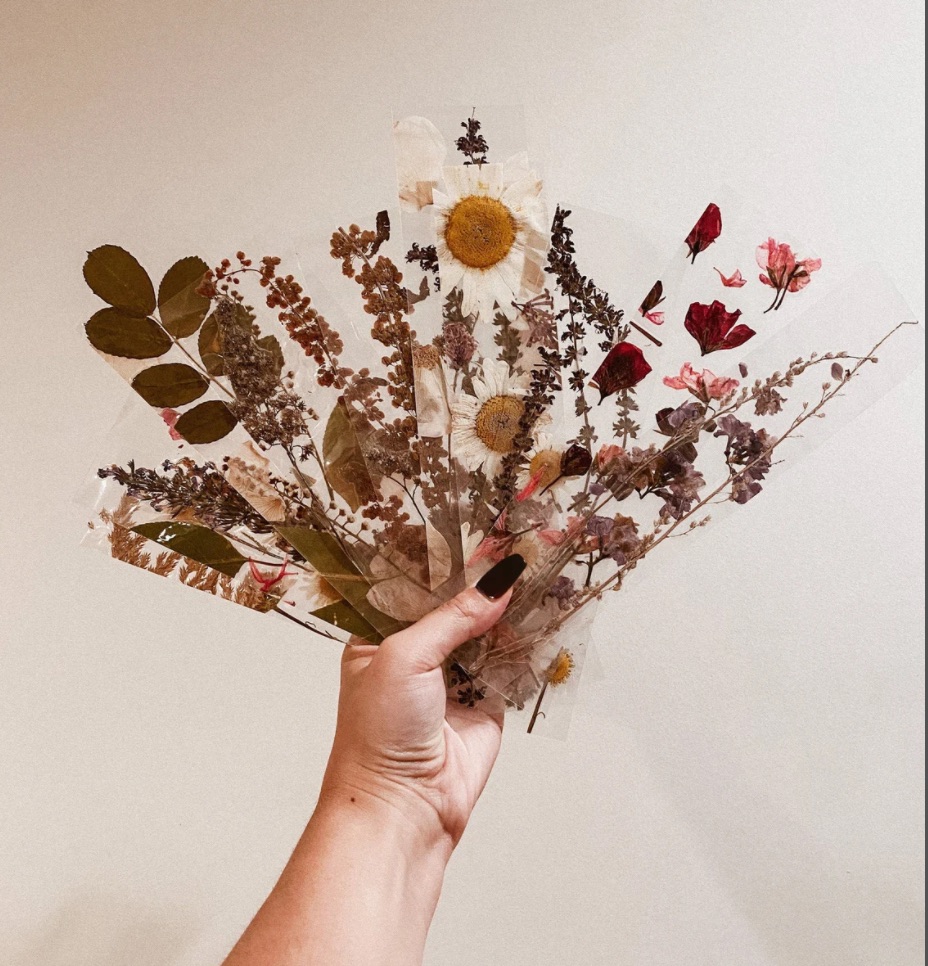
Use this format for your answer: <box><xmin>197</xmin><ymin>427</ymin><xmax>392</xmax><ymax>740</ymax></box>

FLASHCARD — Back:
<box><xmin>714</xmin><ymin>267</ymin><xmax>747</xmax><ymax>288</ymax></box>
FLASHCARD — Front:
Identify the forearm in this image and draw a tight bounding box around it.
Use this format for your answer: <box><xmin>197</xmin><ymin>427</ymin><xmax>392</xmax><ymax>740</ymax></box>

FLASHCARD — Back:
<box><xmin>222</xmin><ymin>785</ymin><xmax>452</xmax><ymax>966</ymax></box>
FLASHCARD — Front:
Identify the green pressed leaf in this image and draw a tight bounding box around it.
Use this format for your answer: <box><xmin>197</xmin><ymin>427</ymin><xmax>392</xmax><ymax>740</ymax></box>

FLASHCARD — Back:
<box><xmin>322</xmin><ymin>401</ymin><xmax>376</xmax><ymax>512</ymax></box>
<box><xmin>276</xmin><ymin>526</ymin><xmax>404</xmax><ymax>636</ymax></box>
<box><xmin>131</xmin><ymin>363</ymin><xmax>209</xmax><ymax>408</ymax></box>
<box><xmin>174</xmin><ymin>400</ymin><xmax>238</xmax><ymax>443</ymax></box>
<box><xmin>158</xmin><ymin>257</ymin><xmax>211</xmax><ymax>338</ymax></box>
<box><xmin>310</xmin><ymin>601</ymin><xmax>382</xmax><ymax>643</ymax></box>
<box><xmin>83</xmin><ymin>245</ymin><xmax>156</xmax><ymax>316</ymax></box>
<box><xmin>85</xmin><ymin>307</ymin><xmax>172</xmax><ymax>359</ymax></box>
<box><xmin>131</xmin><ymin>522</ymin><xmax>247</xmax><ymax>577</ymax></box>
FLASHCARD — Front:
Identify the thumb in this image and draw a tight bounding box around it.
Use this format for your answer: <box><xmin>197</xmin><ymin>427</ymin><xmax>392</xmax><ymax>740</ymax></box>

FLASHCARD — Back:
<box><xmin>381</xmin><ymin>554</ymin><xmax>526</xmax><ymax>672</ymax></box>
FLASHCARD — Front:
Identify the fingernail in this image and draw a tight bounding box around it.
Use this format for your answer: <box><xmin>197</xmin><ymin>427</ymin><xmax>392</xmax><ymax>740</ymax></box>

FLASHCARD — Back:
<box><xmin>475</xmin><ymin>553</ymin><xmax>526</xmax><ymax>600</ymax></box>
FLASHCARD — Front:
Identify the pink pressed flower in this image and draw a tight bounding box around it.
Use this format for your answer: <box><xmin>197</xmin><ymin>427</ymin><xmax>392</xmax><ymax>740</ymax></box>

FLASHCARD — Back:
<box><xmin>713</xmin><ymin>267</ymin><xmax>747</xmax><ymax>288</ymax></box>
<box><xmin>516</xmin><ymin>468</ymin><xmax>545</xmax><ymax>502</ymax></box>
<box><xmin>465</xmin><ymin>532</ymin><xmax>513</xmax><ymax>565</ymax></box>
<box><xmin>642</xmin><ymin>310</ymin><xmax>665</xmax><ymax>325</ymax></box>
<box><xmin>756</xmin><ymin>238</ymin><xmax>822</xmax><ymax>312</ymax></box>
<box><xmin>787</xmin><ymin>256</ymin><xmax>822</xmax><ymax>292</ymax></box>
<box><xmin>663</xmin><ymin>363</ymin><xmax>739</xmax><ymax>401</ymax></box>
<box><xmin>703</xmin><ymin>372</ymin><xmax>740</xmax><ymax>399</ymax></box>
<box><xmin>596</xmin><ymin>443</ymin><xmax>625</xmax><ymax>470</ymax></box>
<box><xmin>663</xmin><ymin>362</ymin><xmax>702</xmax><ymax>393</ymax></box>
<box><xmin>160</xmin><ymin>408</ymin><xmax>183</xmax><ymax>441</ymax></box>
<box><xmin>538</xmin><ymin>529</ymin><xmax>567</xmax><ymax>546</ymax></box>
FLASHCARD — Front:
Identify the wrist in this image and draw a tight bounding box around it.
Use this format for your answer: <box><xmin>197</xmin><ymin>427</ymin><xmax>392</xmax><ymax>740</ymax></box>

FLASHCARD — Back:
<box><xmin>317</xmin><ymin>765</ymin><xmax>456</xmax><ymax>866</ymax></box>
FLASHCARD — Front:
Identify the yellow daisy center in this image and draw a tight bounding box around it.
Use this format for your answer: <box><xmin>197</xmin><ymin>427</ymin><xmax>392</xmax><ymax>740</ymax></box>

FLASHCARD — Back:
<box><xmin>528</xmin><ymin>449</ymin><xmax>561</xmax><ymax>489</ymax></box>
<box><xmin>475</xmin><ymin>394</ymin><xmax>525</xmax><ymax>453</ymax></box>
<box><xmin>546</xmin><ymin>649</ymin><xmax>574</xmax><ymax>687</ymax></box>
<box><xmin>444</xmin><ymin>195</ymin><xmax>517</xmax><ymax>269</ymax></box>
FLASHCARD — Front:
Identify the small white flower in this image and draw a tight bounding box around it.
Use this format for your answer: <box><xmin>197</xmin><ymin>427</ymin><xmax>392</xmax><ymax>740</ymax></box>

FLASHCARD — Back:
<box><xmin>451</xmin><ymin>359</ymin><xmax>527</xmax><ymax>477</ymax></box>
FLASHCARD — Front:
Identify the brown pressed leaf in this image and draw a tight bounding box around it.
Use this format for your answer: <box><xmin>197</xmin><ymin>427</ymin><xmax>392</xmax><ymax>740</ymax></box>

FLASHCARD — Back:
<box><xmin>84</xmin><ymin>245</ymin><xmax>156</xmax><ymax>316</ymax></box>
<box><xmin>158</xmin><ymin>257</ymin><xmax>211</xmax><ymax>338</ymax></box>
<box><xmin>322</xmin><ymin>400</ymin><xmax>378</xmax><ymax>512</ymax></box>
<box><xmin>85</xmin><ymin>307</ymin><xmax>172</xmax><ymax>359</ymax></box>
<box><xmin>174</xmin><ymin>400</ymin><xmax>238</xmax><ymax>444</ymax></box>
<box><xmin>131</xmin><ymin>363</ymin><xmax>209</xmax><ymax>408</ymax></box>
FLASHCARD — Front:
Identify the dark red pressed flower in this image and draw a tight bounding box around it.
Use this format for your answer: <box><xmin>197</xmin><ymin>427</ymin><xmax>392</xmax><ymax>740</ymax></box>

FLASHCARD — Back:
<box><xmin>560</xmin><ymin>443</ymin><xmax>593</xmax><ymax>477</ymax></box>
<box><xmin>684</xmin><ymin>300</ymin><xmax>756</xmax><ymax>356</ymax></box>
<box><xmin>590</xmin><ymin>342</ymin><xmax>652</xmax><ymax>402</ymax></box>
<box><xmin>685</xmin><ymin>203</ymin><xmax>722</xmax><ymax>263</ymax></box>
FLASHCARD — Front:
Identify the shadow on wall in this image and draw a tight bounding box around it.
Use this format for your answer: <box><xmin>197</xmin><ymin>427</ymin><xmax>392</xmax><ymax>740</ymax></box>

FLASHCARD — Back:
<box><xmin>11</xmin><ymin>895</ymin><xmax>200</xmax><ymax>966</ymax></box>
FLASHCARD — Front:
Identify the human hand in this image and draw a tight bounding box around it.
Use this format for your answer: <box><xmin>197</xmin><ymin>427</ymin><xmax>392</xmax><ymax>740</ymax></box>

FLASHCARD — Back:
<box><xmin>318</xmin><ymin>553</ymin><xmax>526</xmax><ymax>852</ymax></box>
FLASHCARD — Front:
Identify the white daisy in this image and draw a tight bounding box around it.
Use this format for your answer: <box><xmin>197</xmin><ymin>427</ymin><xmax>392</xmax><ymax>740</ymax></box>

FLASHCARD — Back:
<box><xmin>433</xmin><ymin>153</ymin><xmax>547</xmax><ymax>322</ymax></box>
<box><xmin>516</xmin><ymin>432</ymin><xmax>564</xmax><ymax>496</ymax></box>
<box><xmin>392</xmin><ymin>115</ymin><xmax>447</xmax><ymax>211</ymax></box>
<box><xmin>451</xmin><ymin>359</ymin><xmax>527</xmax><ymax>477</ymax></box>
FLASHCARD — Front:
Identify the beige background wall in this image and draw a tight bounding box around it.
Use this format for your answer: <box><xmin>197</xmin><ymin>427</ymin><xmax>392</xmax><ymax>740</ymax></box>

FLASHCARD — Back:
<box><xmin>1</xmin><ymin>1</ymin><xmax>924</xmax><ymax>964</ymax></box>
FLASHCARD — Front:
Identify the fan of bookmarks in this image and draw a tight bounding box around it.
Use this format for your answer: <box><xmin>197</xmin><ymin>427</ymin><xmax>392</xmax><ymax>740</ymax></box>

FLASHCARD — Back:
<box><xmin>82</xmin><ymin>107</ymin><xmax>920</xmax><ymax>735</ymax></box>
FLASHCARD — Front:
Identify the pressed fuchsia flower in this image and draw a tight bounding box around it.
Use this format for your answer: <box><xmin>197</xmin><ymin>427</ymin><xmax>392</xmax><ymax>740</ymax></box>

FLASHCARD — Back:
<box><xmin>684</xmin><ymin>300</ymin><xmax>756</xmax><ymax>355</ymax></box>
<box><xmin>248</xmin><ymin>559</ymin><xmax>297</xmax><ymax>594</ymax></box>
<box><xmin>713</xmin><ymin>267</ymin><xmax>747</xmax><ymax>288</ymax></box>
<box><xmin>756</xmin><ymin>238</ymin><xmax>822</xmax><ymax>312</ymax></box>
<box><xmin>663</xmin><ymin>362</ymin><xmax>739</xmax><ymax>401</ymax></box>
<box><xmin>160</xmin><ymin>408</ymin><xmax>183</xmax><ymax>441</ymax></box>
<box><xmin>685</xmin><ymin>203</ymin><xmax>722</xmax><ymax>262</ymax></box>
<box><xmin>590</xmin><ymin>342</ymin><xmax>652</xmax><ymax>402</ymax></box>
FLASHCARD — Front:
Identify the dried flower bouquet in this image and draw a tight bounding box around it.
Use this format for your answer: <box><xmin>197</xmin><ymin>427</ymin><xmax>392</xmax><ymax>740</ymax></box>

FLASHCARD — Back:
<box><xmin>83</xmin><ymin>110</ymin><xmax>919</xmax><ymax>733</ymax></box>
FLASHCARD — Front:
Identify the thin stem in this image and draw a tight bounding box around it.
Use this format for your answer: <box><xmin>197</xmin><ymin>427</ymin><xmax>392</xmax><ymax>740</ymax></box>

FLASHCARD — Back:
<box><xmin>526</xmin><ymin>681</ymin><xmax>549</xmax><ymax>734</ymax></box>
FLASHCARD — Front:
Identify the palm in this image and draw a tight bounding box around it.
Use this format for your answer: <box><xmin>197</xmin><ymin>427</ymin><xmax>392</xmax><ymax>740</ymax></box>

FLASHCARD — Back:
<box><xmin>331</xmin><ymin>643</ymin><xmax>503</xmax><ymax>844</ymax></box>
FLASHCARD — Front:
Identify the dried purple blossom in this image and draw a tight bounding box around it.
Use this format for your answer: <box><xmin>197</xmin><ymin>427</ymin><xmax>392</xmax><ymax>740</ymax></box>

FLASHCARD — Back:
<box><xmin>545</xmin><ymin>575</ymin><xmax>578</xmax><ymax>610</ymax></box>
<box><xmin>714</xmin><ymin>414</ymin><xmax>775</xmax><ymax>504</ymax></box>
<box><xmin>442</xmin><ymin>321</ymin><xmax>477</xmax><ymax>369</ymax></box>
<box><xmin>754</xmin><ymin>384</ymin><xmax>786</xmax><ymax>416</ymax></box>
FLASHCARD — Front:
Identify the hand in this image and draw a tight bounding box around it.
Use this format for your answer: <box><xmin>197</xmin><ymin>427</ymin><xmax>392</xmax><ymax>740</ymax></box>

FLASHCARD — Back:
<box><xmin>221</xmin><ymin>554</ymin><xmax>525</xmax><ymax>966</ymax></box>
<box><xmin>319</xmin><ymin>553</ymin><xmax>526</xmax><ymax>851</ymax></box>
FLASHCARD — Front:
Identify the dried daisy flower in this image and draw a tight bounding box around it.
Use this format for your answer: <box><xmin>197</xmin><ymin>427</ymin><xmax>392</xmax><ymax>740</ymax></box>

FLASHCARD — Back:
<box><xmin>546</xmin><ymin>648</ymin><xmax>575</xmax><ymax>687</ymax></box>
<box><xmin>433</xmin><ymin>155</ymin><xmax>547</xmax><ymax>322</ymax></box>
<box><xmin>451</xmin><ymin>360</ymin><xmax>527</xmax><ymax>476</ymax></box>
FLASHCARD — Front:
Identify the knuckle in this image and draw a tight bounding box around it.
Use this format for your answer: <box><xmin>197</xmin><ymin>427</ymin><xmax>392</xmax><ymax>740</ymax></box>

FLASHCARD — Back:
<box><xmin>444</xmin><ymin>592</ymin><xmax>483</xmax><ymax>625</ymax></box>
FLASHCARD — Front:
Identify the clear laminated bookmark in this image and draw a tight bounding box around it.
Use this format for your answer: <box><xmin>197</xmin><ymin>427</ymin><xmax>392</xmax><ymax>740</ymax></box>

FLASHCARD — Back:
<box><xmin>448</xmin><ymin>195</ymin><xmax>920</xmax><ymax>732</ymax></box>
<box><xmin>80</xmin><ymin>241</ymin><xmax>439</xmax><ymax>641</ymax></box>
<box><xmin>391</xmin><ymin>105</ymin><xmax>558</xmax><ymax>580</ymax></box>
<box><xmin>79</xmin><ymin>398</ymin><xmax>351</xmax><ymax>639</ymax></box>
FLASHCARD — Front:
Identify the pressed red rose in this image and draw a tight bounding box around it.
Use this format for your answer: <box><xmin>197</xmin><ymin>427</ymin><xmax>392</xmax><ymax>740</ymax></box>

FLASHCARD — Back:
<box><xmin>684</xmin><ymin>300</ymin><xmax>756</xmax><ymax>355</ymax></box>
<box><xmin>685</xmin><ymin>203</ymin><xmax>722</xmax><ymax>262</ymax></box>
<box><xmin>590</xmin><ymin>342</ymin><xmax>652</xmax><ymax>402</ymax></box>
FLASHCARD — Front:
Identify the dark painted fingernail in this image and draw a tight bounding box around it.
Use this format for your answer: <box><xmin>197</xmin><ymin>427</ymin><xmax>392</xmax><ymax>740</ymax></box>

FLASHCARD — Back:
<box><xmin>475</xmin><ymin>553</ymin><xmax>526</xmax><ymax>600</ymax></box>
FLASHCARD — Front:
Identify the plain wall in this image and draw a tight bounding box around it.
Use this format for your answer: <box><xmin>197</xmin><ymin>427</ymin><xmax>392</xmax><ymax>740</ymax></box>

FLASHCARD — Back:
<box><xmin>1</xmin><ymin>1</ymin><xmax>924</xmax><ymax>964</ymax></box>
